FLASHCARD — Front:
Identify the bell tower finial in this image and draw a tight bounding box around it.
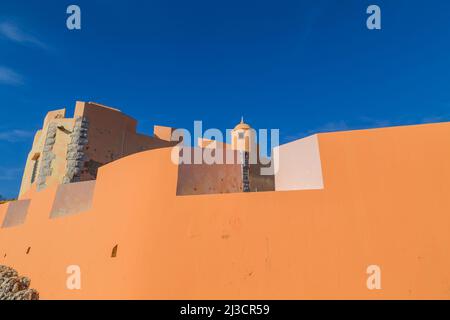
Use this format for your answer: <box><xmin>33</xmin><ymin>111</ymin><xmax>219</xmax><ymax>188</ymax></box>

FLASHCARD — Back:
<box><xmin>240</xmin><ymin>116</ymin><xmax>244</xmax><ymax>124</ymax></box>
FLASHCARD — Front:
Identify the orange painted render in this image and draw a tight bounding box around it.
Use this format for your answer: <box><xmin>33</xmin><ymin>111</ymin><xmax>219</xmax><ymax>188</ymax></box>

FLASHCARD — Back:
<box><xmin>1</xmin><ymin>122</ymin><xmax>450</xmax><ymax>299</ymax></box>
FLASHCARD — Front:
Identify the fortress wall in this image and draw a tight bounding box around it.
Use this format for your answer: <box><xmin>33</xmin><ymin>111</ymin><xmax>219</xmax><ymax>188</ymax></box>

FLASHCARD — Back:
<box><xmin>177</xmin><ymin>162</ymin><xmax>243</xmax><ymax>195</ymax></box>
<box><xmin>1</xmin><ymin>200</ymin><xmax>31</xmax><ymax>228</ymax></box>
<box><xmin>50</xmin><ymin>181</ymin><xmax>96</xmax><ymax>219</ymax></box>
<box><xmin>76</xmin><ymin>102</ymin><xmax>176</xmax><ymax>181</ymax></box>
<box><xmin>248</xmin><ymin>162</ymin><xmax>275</xmax><ymax>192</ymax></box>
<box><xmin>176</xmin><ymin>147</ymin><xmax>243</xmax><ymax>195</ymax></box>
<box><xmin>175</xmin><ymin>146</ymin><xmax>275</xmax><ymax>195</ymax></box>
<box><xmin>18</xmin><ymin>184</ymin><xmax>37</xmax><ymax>201</ymax></box>
<box><xmin>0</xmin><ymin>202</ymin><xmax>10</xmax><ymax>230</ymax></box>
<box><xmin>19</xmin><ymin>117</ymin><xmax>76</xmax><ymax>197</ymax></box>
<box><xmin>79</xmin><ymin>102</ymin><xmax>139</xmax><ymax>176</ymax></box>
<box><xmin>19</xmin><ymin>102</ymin><xmax>179</xmax><ymax>198</ymax></box>
<box><xmin>1</xmin><ymin>123</ymin><xmax>450</xmax><ymax>299</ymax></box>
<box><xmin>124</xmin><ymin>132</ymin><xmax>177</xmax><ymax>155</ymax></box>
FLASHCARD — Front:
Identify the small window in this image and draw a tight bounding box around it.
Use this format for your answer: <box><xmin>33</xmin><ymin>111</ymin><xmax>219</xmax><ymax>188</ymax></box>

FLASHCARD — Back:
<box><xmin>238</xmin><ymin>132</ymin><xmax>245</xmax><ymax>140</ymax></box>
<box><xmin>111</xmin><ymin>245</ymin><xmax>118</xmax><ymax>258</ymax></box>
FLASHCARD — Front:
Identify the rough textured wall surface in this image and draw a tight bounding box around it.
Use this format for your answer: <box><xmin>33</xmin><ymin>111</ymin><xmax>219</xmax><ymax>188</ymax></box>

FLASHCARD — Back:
<box><xmin>0</xmin><ymin>266</ymin><xmax>39</xmax><ymax>300</ymax></box>
<box><xmin>248</xmin><ymin>163</ymin><xmax>275</xmax><ymax>192</ymax></box>
<box><xmin>176</xmin><ymin>147</ymin><xmax>244</xmax><ymax>195</ymax></box>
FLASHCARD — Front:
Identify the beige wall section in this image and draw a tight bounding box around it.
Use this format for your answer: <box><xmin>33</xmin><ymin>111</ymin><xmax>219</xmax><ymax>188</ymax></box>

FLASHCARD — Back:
<box><xmin>176</xmin><ymin>143</ymin><xmax>275</xmax><ymax>195</ymax></box>
<box><xmin>248</xmin><ymin>161</ymin><xmax>275</xmax><ymax>192</ymax></box>
<box><xmin>68</xmin><ymin>101</ymin><xmax>178</xmax><ymax>182</ymax></box>
<box><xmin>19</xmin><ymin>131</ymin><xmax>42</xmax><ymax>196</ymax></box>
<box><xmin>45</xmin><ymin>119</ymin><xmax>76</xmax><ymax>187</ymax></box>
<box><xmin>274</xmin><ymin>134</ymin><xmax>324</xmax><ymax>191</ymax></box>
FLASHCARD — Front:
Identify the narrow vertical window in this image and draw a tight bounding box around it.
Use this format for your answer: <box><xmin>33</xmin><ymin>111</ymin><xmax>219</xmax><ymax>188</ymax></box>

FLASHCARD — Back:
<box><xmin>31</xmin><ymin>155</ymin><xmax>40</xmax><ymax>184</ymax></box>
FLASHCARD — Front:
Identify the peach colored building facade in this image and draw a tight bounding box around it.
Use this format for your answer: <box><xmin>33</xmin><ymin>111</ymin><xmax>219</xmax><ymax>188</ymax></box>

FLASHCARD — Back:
<box><xmin>2</xmin><ymin>110</ymin><xmax>450</xmax><ymax>299</ymax></box>
<box><xmin>19</xmin><ymin>101</ymin><xmax>177</xmax><ymax>197</ymax></box>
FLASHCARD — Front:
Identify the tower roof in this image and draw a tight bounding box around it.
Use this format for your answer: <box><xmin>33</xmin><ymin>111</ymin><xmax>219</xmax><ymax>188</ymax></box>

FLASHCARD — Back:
<box><xmin>233</xmin><ymin>116</ymin><xmax>251</xmax><ymax>131</ymax></box>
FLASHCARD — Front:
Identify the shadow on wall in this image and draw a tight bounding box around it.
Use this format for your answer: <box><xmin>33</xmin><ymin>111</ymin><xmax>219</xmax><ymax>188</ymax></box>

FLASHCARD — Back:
<box><xmin>1</xmin><ymin>181</ymin><xmax>96</xmax><ymax>229</ymax></box>
<box><xmin>175</xmin><ymin>146</ymin><xmax>276</xmax><ymax>196</ymax></box>
<box><xmin>50</xmin><ymin>181</ymin><xmax>96</xmax><ymax>219</ymax></box>
<box><xmin>1</xmin><ymin>200</ymin><xmax>31</xmax><ymax>228</ymax></box>
<box><xmin>176</xmin><ymin>147</ymin><xmax>244</xmax><ymax>195</ymax></box>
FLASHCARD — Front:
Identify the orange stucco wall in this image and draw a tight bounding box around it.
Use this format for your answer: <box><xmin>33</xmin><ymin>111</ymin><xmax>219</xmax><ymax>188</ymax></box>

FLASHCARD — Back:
<box><xmin>2</xmin><ymin>122</ymin><xmax>450</xmax><ymax>299</ymax></box>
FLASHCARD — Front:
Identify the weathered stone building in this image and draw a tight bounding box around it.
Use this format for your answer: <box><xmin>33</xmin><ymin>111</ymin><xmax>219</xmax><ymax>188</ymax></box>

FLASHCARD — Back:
<box><xmin>19</xmin><ymin>101</ymin><xmax>177</xmax><ymax>197</ymax></box>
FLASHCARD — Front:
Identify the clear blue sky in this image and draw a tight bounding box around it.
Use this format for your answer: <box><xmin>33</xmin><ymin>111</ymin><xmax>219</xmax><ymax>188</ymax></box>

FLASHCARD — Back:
<box><xmin>1</xmin><ymin>0</ymin><xmax>450</xmax><ymax>198</ymax></box>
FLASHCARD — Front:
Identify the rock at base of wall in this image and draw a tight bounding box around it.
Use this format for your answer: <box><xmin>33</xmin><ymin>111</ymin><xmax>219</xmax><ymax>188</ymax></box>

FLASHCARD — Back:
<box><xmin>0</xmin><ymin>265</ymin><xmax>39</xmax><ymax>300</ymax></box>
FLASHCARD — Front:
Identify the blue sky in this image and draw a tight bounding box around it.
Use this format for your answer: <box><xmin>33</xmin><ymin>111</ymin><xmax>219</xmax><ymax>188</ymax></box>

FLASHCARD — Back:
<box><xmin>1</xmin><ymin>0</ymin><xmax>450</xmax><ymax>198</ymax></box>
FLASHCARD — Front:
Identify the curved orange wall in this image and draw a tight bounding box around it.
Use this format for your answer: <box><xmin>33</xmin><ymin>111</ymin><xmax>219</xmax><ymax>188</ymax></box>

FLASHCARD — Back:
<box><xmin>1</xmin><ymin>122</ymin><xmax>450</xmax><ymax>299</ymax></box>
